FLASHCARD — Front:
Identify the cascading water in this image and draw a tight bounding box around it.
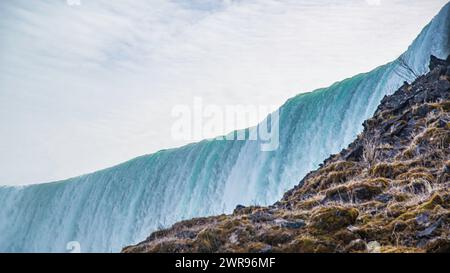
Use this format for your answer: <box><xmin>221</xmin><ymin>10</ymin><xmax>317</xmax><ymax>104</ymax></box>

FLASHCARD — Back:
<box><xmin>0</xmin><ymin>3</ymin><xmax>449</xmax><ymax>253</ymax></box>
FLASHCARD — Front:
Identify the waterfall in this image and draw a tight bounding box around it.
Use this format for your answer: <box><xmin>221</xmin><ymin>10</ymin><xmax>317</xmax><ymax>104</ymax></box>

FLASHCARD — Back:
<box><xmin>0</xmin><ymin>3</ymin><xmax>448</xmax><ymax>253</ymax></box>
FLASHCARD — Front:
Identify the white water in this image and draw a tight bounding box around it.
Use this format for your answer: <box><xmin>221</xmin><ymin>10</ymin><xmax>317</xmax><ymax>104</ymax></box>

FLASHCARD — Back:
<box><xmin>0</xmin><ymin>3</ymin><xmax>449</xmax><ymax>253</ymax></box>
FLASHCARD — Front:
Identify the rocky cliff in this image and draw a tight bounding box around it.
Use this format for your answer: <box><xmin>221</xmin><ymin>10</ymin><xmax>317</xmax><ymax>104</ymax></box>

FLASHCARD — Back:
<box><xmin>123</xmin><ymin>56</ymin><xmax>450</xmax><ymax>253</ymax></box>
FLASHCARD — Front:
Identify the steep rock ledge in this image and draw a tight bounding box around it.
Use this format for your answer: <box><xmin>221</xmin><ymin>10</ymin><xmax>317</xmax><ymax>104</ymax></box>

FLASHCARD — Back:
<box><xmin>123</xmin><ymin>56</ymin><xmax>450</xmax><ymax>253</ymax></box>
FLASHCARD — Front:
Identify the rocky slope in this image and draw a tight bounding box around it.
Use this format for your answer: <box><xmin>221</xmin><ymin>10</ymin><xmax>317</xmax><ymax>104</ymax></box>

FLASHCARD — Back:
<box><xmin>123</xmin><ymin>56</ymin><xmax>450</xmax><ymax>253</ymax></box>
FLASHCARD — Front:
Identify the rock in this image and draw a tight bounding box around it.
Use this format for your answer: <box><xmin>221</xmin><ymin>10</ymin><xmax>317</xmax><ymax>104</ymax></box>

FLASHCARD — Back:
<box><xmin>258</xmin><ymin>230</ymin><xmax>293</xmax><ymax>245</ymax></box>
<box><xmin>176</xmin><ymin>230</ymin><xmax>197</xmax><ymax>239</ymax></box>
<box><xmin>233</xmin><ymin>205</ymin><xmax>246</xmax><ymax>214</ymax></box>
<box><xmin>417</xmin><ymin>218</ymin><xmax>443</xmax><ymax>238</ymax></box>
<box><xmin>415</xmin><ymin>212</ymin><xmax>430</xmax><ymax>226</ymax></box>
<box><xmin>416</xmin><ymin>238</ymin><xmax>428</xmax><ymax>248</ymax></box>
<box><xmin>194</xmin><ymin>228</ymin><xmax>225</xmax><ymax>253</ymax></box>
<box><xmin>259</xmin><ymin>245</ymin><xmax>273</xmax><ymax>253</ymax></box>
<box><xmin>352</xmin><ymin>185</ymin><xmax>382</xmax><ymax>202</ymax></box>
<box><xmin>249</xmin><ymin>211</ymin><xmax>274</xmax><ymax>222</ymax></box>
<box><xmin>334</xmin><ymin>229</ymin><xmax>360</xmax><ymax>244</ymax></box>
<box><xmin>425</xmin><ymin>237</ymin><xmax>450</xmax><ymax>253</ymax></box>
<box><xmin>347</xmin><ymin>225</ymin><xmax>359</xmax><ymax>232</ymax></box>
<box><xmin>246</xmin><ymin>242</ymin><xmax>273</xmax><ymax>253</ymax></box>
<box><xmin>419</xmin><ymin>194</ymin><xmax>444</xmax><ymax>210</ymax></box>
<box><xmin>436</xmin><ymin>118</ymin><xmax>448</xmax><ymax>128</ymax></box>
<box><xmin>345</xmin><ymin>239</ymin><xmax>367</xmax><ymax>252</ymax></box>
<box><xmin>274</xmin><ymin>218</ymin><xmax>306</xmax><ymax>229</ymax></box>
<box><xmin>443</xmin><ymin>163</ymin><xmax>450</xmax><ymax>174</ymax></box>
<box><xmin>367</xmin><ymin>241</ymin><xmax>381</xmax><ymax>253</ymax></box>
<box><xmin>414</xmin><ymin>104</ymin><xmax>430</xmax><ymax>118</ymax></box>
<box><xmin>285</xmin><ymin>237</ymin><xmax>336</xmax><ymax>253</ymax></box>
<box><xmin>350</xmin><ymin>178</ymin><xmax>388</xmax><ymax>202</ymax></box>
<box><xmin>324</xmin><ymin>186</ymin><xmax>351</xmax><ymax>203</ymax></box>
<box><xmin>413</xmin><ymin>91</ymin><xmax>428</xmax><ymax>104</ymax></box>
<box><xmin>229</xmin><ymin>232</ymin><xmax>238</xmax><ymax>244</ymax></box>
<box><xmin>310</xmin><ymin>207</ymin><xmax>359</xmax><ymax>232</ymax></box>
<box><xmin>429</xmin><ymin>55</ymin><xmax>447</xmax><ymax>70</ymax></box>
<box><xmin>437</xmin><ymin>78</ymin><xmax>450</xmax><ymax>91</ymax></box>
<box><xmin>393</xmin><ymin>221</ymin><xmax>408</xmax><ymax>232</ymax></box>
<box><xmin>375</xmin><ymin>193</ymin><xmax>393</xmax><ymax>203</ymax></box>
<box><xmin>410</xmin><ymin>180</ymin><xmax>429</xmax><ymax>194</ymax></box>
<box><xmin>344</xmin><ymin>144</ymin><xmax>363</xmax><ymax>161</ymax></box>
<box><xmin>389</xmin><ymin>120</ymin><xmax>407</xmax><ymax>136</ymax></box>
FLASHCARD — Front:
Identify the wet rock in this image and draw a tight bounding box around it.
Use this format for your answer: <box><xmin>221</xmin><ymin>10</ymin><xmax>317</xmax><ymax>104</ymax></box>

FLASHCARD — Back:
<box><xmin>429</xmin><ymin>55</ymin><xmax>447</xmax><ymax>71</ymax></box>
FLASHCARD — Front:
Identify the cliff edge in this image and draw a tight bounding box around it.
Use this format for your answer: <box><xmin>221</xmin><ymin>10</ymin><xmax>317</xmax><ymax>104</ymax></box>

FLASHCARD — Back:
<box><xmin>123</xmin><ymin>56</ymin><xmax>450</xmax><ymax>253</ymax></box>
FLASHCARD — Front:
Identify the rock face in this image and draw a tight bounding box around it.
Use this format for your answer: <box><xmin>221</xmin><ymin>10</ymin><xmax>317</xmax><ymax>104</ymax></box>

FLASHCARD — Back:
<box><xmin>123</xmin><ymin>56</ymin><xmax>450</xmax><ymax>253</ymax></box>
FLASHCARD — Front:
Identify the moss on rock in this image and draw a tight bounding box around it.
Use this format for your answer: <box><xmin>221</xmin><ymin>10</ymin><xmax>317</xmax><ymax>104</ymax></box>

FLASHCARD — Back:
<box><xmin>310</xmin><ymin>206</ymin><xmax>359</xmax><ymax>233</ymax></box>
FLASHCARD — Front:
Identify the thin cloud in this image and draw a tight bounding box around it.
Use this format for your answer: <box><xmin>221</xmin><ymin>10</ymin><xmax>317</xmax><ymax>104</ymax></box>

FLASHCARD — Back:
<box><xmin>0</xmin><ymin>0</ymin><xmax>447</xmax><ymax>185</ymax></box>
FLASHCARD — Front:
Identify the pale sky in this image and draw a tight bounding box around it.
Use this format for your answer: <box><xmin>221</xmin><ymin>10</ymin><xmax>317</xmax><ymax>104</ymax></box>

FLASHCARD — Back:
<box><xmin>0</xmin><ymin>0</ymin><xmax>448</xmax><ymax>185</ymax></box>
